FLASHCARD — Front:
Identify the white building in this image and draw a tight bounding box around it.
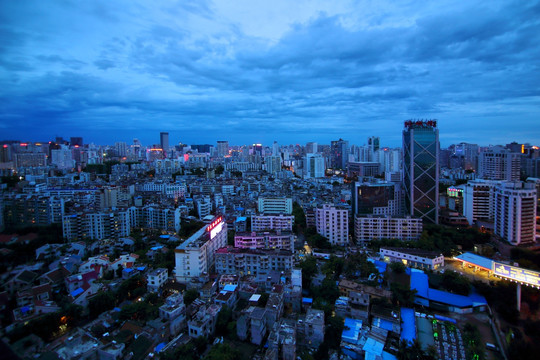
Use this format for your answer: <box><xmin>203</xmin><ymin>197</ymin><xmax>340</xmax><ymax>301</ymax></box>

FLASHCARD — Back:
<box><xmin>316</xmin><ymin>204</ymin><xmax>349</xmax><ymax>246</ymax></box>
<box><xmin>62</xmin><ymin>210</ymin><xmax>131</xmax><ymax>241</ymax></box>
<box><xmin>354</xmin><ymin>215</ymin><xmax>422</xmax><ymax>243</ymax></box>
<box><xmin>51</xmin><ymin>148</ymin><xmax>74</xmax><ymax>170</ymax></box>
<box><xmin>494</xmin><ymin>181</ymin><xmax>537</xmax><ymax>245</ymax></box>
<box><xmin>266</xmin><ymin>156</ymin><xmax>282</xmax><ymax>174</ymax></box>
<box><xmin>461</xmin><ymin>180</ymin><xmax>502</xmax><ymax>225</ymax></box>
<box><xmin>304</xmin><ymin>154</ymin><xmax>325</xmax><ymax>179</ymax></box>
<box><xmin>258</xmin><ymin>197</ymin><xmax>293</xmax><ymax>215</ymax></box>
<box><xmin>159</xmin><ymin>293</ymin><xmax>186</xmax><ymax>336</ymax></box>
<box><xmin>174</xmin><ymin>216</ymin><xmax>227</xmax><ymax>282</ymax></box>
<box><xmin>251</xmin><ymin>214</ymin><xmax>294</xmax><ymax>232</ymax></box>
<box><xmin>380</xmin><ymin>247</ymin><xmax>444</xmax><ymax>270</ymax></box>
<box><xmin>478</xmin><ymin>146</ymin><xmax>521</xmax><ymax>181</ymax></box>
<box><xmin>147</xmin><ymin>268</ymin><xmax>168</xmax><ymax>292</ymax></box>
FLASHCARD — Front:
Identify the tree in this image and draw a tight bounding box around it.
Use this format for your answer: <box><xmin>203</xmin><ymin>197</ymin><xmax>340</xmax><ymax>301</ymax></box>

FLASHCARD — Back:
<box><xmin>88</xmin><ymin>291</ymin><xmax>116</xmax><ymax>319</ymax></box>
<box><xmin>441</xmin><ymin>271</ymin><xmax>470</xmax><ymax>295</ymax></box>
<box><xmin>193</xmin><ymin>336</ymin><xmax>209</xmax><ymax>357</ymax></box>
<box><xmin>299</xmin><ymin>256</ymin><xmax>318</xmax><ymax>288</ymax></box>
<box><xmin>204</xmin><ymin>343</ymin><xmax>240</xmax><ymax>360</ymax></box>
<box><xmin>215</xmin><ymin>306</ymin><xmax>232</xmax><ymax>337</ymax></box>
<box><xmin>390</xmin><ymin>261</ymin><xmax>406</xmax><ymax>274</ymax></box>
<box><xmin>322</xmin><ymin>256</ymin><xmax>344</xmax><ymax>279</ymax></box>
<box><xmin>292</xmin><ymin>202</ymin><xmax>306</xmax><ymax>234</ymax></box>
<box><xmin>390</xmin><ymin>283</ymin><xmax>417</xmax><ymax>307</ymax></box>
<box><xmin>184</xmin><ymin>288</ymin><xmax>199</xmax><ymax>306</ymax></box>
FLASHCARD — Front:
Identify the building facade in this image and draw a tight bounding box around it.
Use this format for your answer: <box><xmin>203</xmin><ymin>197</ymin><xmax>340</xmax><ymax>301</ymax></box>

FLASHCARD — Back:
<box><xmin>174</xmin><ymin>216</ymin><xmax>227</xmax><ymax>282</ymax></box>
<box><xmin>494</xmin><ymin>182</ymin><xmax>537</xmax><ymax>245</ymax></box>
<box><xmin>402</xmin><ymin>120</ymin><xmax>439</xmax><ymax>224</ymax></box>
<box><xmin>354</xmin><ymin>215</ymin><xmax>423</xmax><ymax>243</ymax></box>
<box><xmin>215</xmin><ymin>247</ymin><xmax>293</xmax><ymax>276</ymax></box>
<box><xmin>258</xmin><ymin>197</ymin><xmax>293</xmax><ymax>215</ymax></box>
<box><xmin>251</xmin><ymin>214</ymin><xmax>294</xmax><ymax>232</ymax></box>
<box><xmin>316</xmin><ymin>204</ymin><xmax>349</xmax><ymax>246</ymax></box>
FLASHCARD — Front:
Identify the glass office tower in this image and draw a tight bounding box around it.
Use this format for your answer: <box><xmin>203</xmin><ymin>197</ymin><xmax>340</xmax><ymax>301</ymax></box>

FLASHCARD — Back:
<box><xmin>403</xmin><ymin>120</ymin><xmax>439</xmax><ymax>224</ymax></box>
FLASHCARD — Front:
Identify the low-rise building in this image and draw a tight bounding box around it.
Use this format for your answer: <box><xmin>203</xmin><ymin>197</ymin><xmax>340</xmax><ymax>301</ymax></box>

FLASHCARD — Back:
<box><xmin>147</xmin><ymin>268</ymin><xmax>168</xmax><ymax>292</ymax></box>
<box><xmin>380</xmin><ymin>247</ymin><xmax>444</xmax><ymax>270</ymax></box>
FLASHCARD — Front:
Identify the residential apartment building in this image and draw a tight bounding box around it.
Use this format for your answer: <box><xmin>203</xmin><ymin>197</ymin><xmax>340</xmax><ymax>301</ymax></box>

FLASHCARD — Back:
<box><xmin>251</xmin><ymin>214</ymin><xmax>294</xmax><ymax>232</ymax></box>
<box><xmin>494</xmin><ymin>182</ymin><xmax>537</xmax><ymax>245</ymax></box>
<box><xmin>235</xmin><ymin>231</ymin><xmax>294</xmax><ymax>252</ymax></box>
<box><xmin>215</xmin><ymin>247</ymin><xmax>293</xmax><ymax>276</ymax></box>
<box><xmin>258</xmin><ymin>197</ymin><xmax>293</xmax><ymax>215</ymax></box>
<box><xmin>147</xmin><ymin>268</ymin><xmax>168</xmax><ymax>292</ymax></box>
<box><xmin>62</xmin><ymin>210</ymin><xmax>131</xmax><ymax>241</ymax></box>
<box><xmin>354</xmin><ymin>215</ymin><xmax>422</xmax><ymax>243</ymax></box>
<box><xmin>315</xmin><ymin>204</ymin><xmax>349</xmax><ymax>246</ymax></box>
<box><xmin>461</xmin><ymin>180</ymin><xmax>502</xmax><ymax>225</ymax></box>
<box><xmin>478</xmin><ymin>146</ymin><xmax>521</xmax><ymax>181</ymax></box>
<box><xmin>174</xmin><ymin>216</ymin><xmax>227</xmax><ymax>282</ymax></box>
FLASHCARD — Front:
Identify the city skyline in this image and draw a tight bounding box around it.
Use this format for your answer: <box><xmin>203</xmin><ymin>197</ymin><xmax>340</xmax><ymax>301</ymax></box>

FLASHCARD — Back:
<box><xmin>1</xmin><ymin>1</ymin><xmax>540</xmax><ymax>146</ymax></box>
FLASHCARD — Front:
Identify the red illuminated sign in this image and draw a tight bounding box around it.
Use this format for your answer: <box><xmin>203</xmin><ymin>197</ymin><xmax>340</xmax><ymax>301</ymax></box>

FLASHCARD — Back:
<box><xmin>207</xmin><ymin>217</ymin><xmax>223</xmax><ymax>232</ymax></box>
<box><xmin>404</xmin><ymin>120</ymin><xmax>437</xmax><ymax>129</ymax></box>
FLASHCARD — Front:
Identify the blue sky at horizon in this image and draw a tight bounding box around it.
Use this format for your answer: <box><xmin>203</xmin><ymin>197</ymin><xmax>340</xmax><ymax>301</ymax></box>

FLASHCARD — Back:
<box><xmin>1</xmin><ymin>0</ymin><xmax>539</xmax><ymax>148</ymax></box>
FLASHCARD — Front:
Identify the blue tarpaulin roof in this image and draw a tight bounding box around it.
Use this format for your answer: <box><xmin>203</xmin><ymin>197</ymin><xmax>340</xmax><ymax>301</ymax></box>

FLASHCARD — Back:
<box><xmin>374</xmin><ymin>260</ymin><xmax>387</xmax><ymax>273</ymax></box>
<box><xmin>155</xmin><ymin>343</ymin><xmax>166</xmax><ymax>353</ymax></box>
<box><xmin>71</xmin><ymin>288</ymin><xmax>84</xmax><ymax>297</ymax></box>
<box><xmin>123</xmin><ymin>268</ymin><xmax>133</xmax><ymax>273</ymax></box>
<box><xmin>235</xmin><ymin>217</ymin><xmax>247</xmax><ymax>222</ymax></box>
<box><xmin>410</xmin><ymin>270</ymin><xmax>487</xmax><ymax>308</ymax></box>
<box><xmin>342</xmin><ymin>318</ymin><xmax>362</xmax><ymax>344</ymax></box>
<box><xmin>400</xmin><ymin>308</ymin><xmax>416</xmax><ymax>342</ymax></box>
<box><xmin>302</xmin><ymin>297</ymin><xmax>313</xmax><ymax>304</ymax></box>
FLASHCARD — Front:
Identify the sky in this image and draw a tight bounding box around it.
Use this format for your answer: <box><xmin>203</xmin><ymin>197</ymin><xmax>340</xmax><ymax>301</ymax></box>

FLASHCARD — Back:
<box><xmin>1</xmin><ymin>0</ymin><xmax>539</xmax><ymax>148</ymax></box>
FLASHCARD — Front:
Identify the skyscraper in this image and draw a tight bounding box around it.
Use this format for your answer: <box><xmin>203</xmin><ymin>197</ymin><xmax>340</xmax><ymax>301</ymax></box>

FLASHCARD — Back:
<box><xmin>402</xmin><ymin>120</ymin><xmax>439</xmax><ymax>224</ymax></box>
<box><xmin>160</xmin><ymin>132</ymin><xmax>169</xmax><ymax>153</ymax></box>
<box><xmin>217</xmin><ymin>141</ymin><xmax>229</xmax><ymax>157</ymax></box>
<box><xmin>331</xmin><ymin>138</ymin><xmax>349</xmax><ymax>169</ymax></box>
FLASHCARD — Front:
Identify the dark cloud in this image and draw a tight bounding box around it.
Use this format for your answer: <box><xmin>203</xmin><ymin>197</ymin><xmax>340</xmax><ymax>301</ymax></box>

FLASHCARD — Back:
<box><xmin>0</xmin><ymin>0</ymin><xmax>539</xmax><ymax>146</ymax></box>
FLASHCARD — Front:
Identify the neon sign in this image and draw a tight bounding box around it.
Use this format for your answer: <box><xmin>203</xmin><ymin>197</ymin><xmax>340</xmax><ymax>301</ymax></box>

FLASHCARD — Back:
<box><xmin>493</xmin><ymin>263</ymin><xmax>540</xmax><ymax>287</ymax></box>
<box><xmin>404</xmin><ymin>120</ymin><xmax>437</xmax><ymax>129</ymax></box>
<box><xmin>207</xmin><ymin>216</ymin><xmax>224</xmax><ymax>239</ymax></box>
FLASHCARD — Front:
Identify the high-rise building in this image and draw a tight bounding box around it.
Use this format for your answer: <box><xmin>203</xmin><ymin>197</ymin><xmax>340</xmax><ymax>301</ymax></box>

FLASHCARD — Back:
<box><xmin>305</xmin><ymin>153</ymin><xmax>325</xmax><ymax>178</ymax></box>
<box><xmin>272</xmin><ymin>141</ymin><xmax>280</xmax><ymax>156</ymax></box>
<box><xmin>258</xmin><ymin>197</ymin><xmax>293</xmax><ymax>215</ymax></box>
<box><xmin>51</xmin><ymin>148</ymin><xmax>74</xmax><ymax>170</ymax></box>
<box><xmin>402</xmin><ymin>120</ymin><xmax>439</xmax><ymax>224</ymax></box>
<box><xmin>351</xmin><ymin>181</ymin><xmax>402</xmax><ymax>216</ymax></box>
<box><xmin>115</xmin><ymin>142</ymin><xmax>128</xmax><ymax>157</ymax></box>
<box><xmin>478</xmin><ymin>146</ymin><xmax>521</xmax><ymax>181</ymax></box>
<box><xmin>461</xmin><ymin>179</ymin><xmax>502</xmax><ymax>225</ymax></box>
<box><xmin>217</xmin><ymin>141</ymin><xmax>229</xmax><ymax>157</ymax></box>
<box><xmin>367</xmin><ymin>136</ymin><xmax>380</xmax><ymax>162</ymax></box>
<box><xmin>306</xmin><ymin>142</ymin><xmax>318</xmax><ymax>154</ymax></box>
<box><xmin>174</xmin><ymin>216</ymin><xmax>227</xmax><ymax>282</ymax></box>
<box><xmin>70</xmin><ymin>137</ymin><xmax>83</xmax><ymax>147</ymax></box>
<box><xmin>331</xmin><ymin>139</ymin><xmax>349</xmax><ymax>169</ymax></box>
<box><xmin>494</xmin><ymin>182</ymin><xmax>536</xmax><ymax>245</ymax></box>
<box><xmin>265</xmin><ymin>156</ymin><xmax>282</xmax><ymax>174</ymax></box>
<box><xmin>316</xmin><ymin>204</ymin><xmax>349</xmax><ymax>246</ymax></box>
<box><xmin>160</xmin><ymin>132</ymin><xmax>170</xmax><ymax>154</ymax></box>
